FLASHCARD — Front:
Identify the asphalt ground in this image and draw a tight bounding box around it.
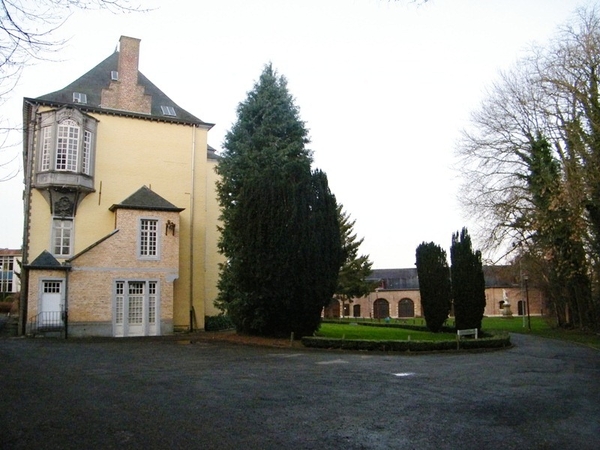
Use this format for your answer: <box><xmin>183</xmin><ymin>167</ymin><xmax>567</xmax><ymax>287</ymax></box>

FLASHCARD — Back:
<box><xmin>1</xmin><ymin>332</ymin><xmax>599</xmax><ymax>450</ymax></box>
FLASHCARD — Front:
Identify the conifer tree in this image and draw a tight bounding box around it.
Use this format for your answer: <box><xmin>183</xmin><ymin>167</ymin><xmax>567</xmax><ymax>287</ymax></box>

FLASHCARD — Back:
<box><xmin>334</xmin><ymin>206</ymin><xmax>376</xmax><ymax>315</ymax></box>
<box><xmin>415</xmin><ymin>242</ymin><xmax>451</xmax><ymax>332</ymax></box>
<box><xmin>215</xmin><ymin>64</ymin><xmax>342</xmax><ymax>338</ymax></box>
<box><xmin>450</xmin><ymin>228</ymin><xmax>486</xmax><ymax>331</ymax></box>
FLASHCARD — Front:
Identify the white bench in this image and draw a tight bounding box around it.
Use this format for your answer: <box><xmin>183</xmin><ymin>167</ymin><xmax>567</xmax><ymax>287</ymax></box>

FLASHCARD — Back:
<box><xmin>456</xmin><ymin>328</ymin><xmax>478</xmax><ymax>349</ymax></box>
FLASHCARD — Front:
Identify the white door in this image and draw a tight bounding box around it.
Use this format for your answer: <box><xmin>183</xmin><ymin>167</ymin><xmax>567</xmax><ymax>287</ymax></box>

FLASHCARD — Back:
<box><xmin>126</xmin><ymin>282</ymin><xmax>145</xmax><ymax>337</ymax></box>
<box><xmin>114</xmin><ymin>281</ymin><xmax>159</xmax><ymax>337</ymax></box>
<box><xmin>41</xmin><ymin>280</ymin><xmax>64</xmax><ymax>327</ymax></box>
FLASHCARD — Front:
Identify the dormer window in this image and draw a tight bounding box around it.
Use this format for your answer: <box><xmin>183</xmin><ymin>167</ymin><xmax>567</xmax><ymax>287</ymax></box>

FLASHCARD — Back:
<box><xmin>161</xmin><ymin>105</ymin><xmax>176</xmax><ymax>116</ymax></box>
<box><xmin>73</xmin><ymin>92</ymin><xmax>87</xmax><ymax>104</ymax></box>
<box><xmin>111</xmin><ymin>71</ymin><xmax>119</xmax><ymax>80</ymax></box>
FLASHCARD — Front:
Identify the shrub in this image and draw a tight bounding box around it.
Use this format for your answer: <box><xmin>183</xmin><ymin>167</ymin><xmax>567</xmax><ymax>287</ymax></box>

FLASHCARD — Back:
<box><xmin>205</xmin><ymin>315</ymin><xmax>235</xmax><ymax>331</ymax></box>
<box><xmin>301</xmin><ymin>332</ymin><xmax>510</xmax><ymax>352</ymax></box>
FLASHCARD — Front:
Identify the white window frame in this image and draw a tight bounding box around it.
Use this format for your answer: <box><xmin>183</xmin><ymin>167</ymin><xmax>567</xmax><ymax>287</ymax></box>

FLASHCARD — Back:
<box><xmin>113</xmin><ymin>280</ymin><xmax>160</xmax><ymax>337</ymax></box>
<box><xmin>73</xmin><ymin>92</ymin><xmax>87</xmax><ymax>104</ymax></box>
<box><xmin>56</xmin><ymin>119</ymin><xmax>80</xmax><ymax>172</ymax></box>
<box><xmin>52</xmin><ymin>217</ymin><xmax>74</xmax><ymax>257</ymax></box>
<box><xmin>37</xmin><ymin>108</ymin><xmax>98</xmax><ymax>177</ymax></box>
<box><xmin>138</xmin><ymin>218</ymin><xmax>160</xmax><ymax>260</ymax></box>
<box><xmin>40</xmin><ymin>127</ymin><xmax>53</xmax><ymax>171</ymax></box>
<box><xmin>160</xmin><ymin>105</ymin><xmax>176</xmax><ymax>116</ymax></box>
<box><xmin>0</xmin><ymin>256</ymin><xmax>15</xmax><ymax>293</ymax></box>
<box><xmin>82</xmin><ymin>130</ymin><xmax>92</xmax><ymax>175</ymax></box>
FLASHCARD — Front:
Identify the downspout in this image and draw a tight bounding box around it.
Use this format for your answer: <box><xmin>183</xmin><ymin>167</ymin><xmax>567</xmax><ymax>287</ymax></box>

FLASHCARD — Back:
<box><xmin>64</xmin><ymin>264</ymin><xmax>70</xmax><ymax>339</ymax></box>
<box><xmin>189</xmin><ymin>125</ymin><xmax>196</xmax><ymax>332</ymax></box>
<box><xmin>19</xmin><ymin>101</ymin><xmax>38</xmax><ymax>335</ymax></box>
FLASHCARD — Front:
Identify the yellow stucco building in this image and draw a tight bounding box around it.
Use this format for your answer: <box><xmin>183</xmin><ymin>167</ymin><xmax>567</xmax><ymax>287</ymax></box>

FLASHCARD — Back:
<box><xmin>20</xmin><ymin>36</ymin><xmax>222</xmax><ymax>337</ymax></box>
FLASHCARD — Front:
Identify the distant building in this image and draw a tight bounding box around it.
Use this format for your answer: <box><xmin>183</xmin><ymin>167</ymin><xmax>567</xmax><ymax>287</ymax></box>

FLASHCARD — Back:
<box><xmin>20</xmin><ymin>36</ymin><xmax>223</xmax><ymax>337</ymax></box>
<box><xmin>325</xmin><ymin>266</ymin><xmax>546</xmax><ymax>319</ymax></box>
<box><xmin>0</xmin><ymin>249</ymin><xmax>21</xmax><ymax>296</ymax></box>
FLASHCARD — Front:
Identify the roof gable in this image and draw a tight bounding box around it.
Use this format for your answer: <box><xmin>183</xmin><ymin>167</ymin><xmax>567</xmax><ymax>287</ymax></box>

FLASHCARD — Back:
<box><xmin>27</xmin><ymin>250</ymin><xmax>68</xmax><ymax>270</ymax></box>
<box><xmin>32</xmin><ymin>45</ymin><xmax>211</xmax><ymax>127</ymax></box>
<box><xmin>109</xmin><ymin>186</ymin><xmax>184</xmax><ymax>212</ymax></box>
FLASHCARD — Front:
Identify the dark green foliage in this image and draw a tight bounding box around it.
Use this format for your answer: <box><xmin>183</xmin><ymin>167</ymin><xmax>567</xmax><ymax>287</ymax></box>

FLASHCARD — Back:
<box><xmin>204</xmin><ymin>315</ymin><xmax>235</xmax><ymax>331</ymax></box>
<box><xmin>301</xmin><ymin>334</ymin><xmax>509</xmax><ymax>352</ymax></box>
<box><xmin>450</xmin><ymin>228</ymin><xmax>486</xmax><ymax>331</ymax></box>
<box><xmin>415</xmin><ymin>242</ymin><xmax>452</xmax><ymax>332</ymax></box>
<box><xmin>335</xmin><ymin>206</ymin><xmax>377</xmax><ymax>312</ymax></box>
<box><xmin>215</xmin><ymin>64</ymin><xmax>342</xmax><ymax>338</ymax></box>
<box><xmin>525</xmin><ymin>135</ymin><xmax>593</xmax><ymax>328</ymax></box>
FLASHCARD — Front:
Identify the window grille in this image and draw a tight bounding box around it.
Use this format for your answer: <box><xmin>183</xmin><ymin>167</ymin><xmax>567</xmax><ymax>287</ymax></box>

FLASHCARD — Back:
<box><xmin>140</xmin><ymin>219</ymin><xmax>158</xmax><ymax>257</ymax></box>
<box><xmin>41</xmin><ymin>127</ymin><xmax>52</xmax><ymax>171</ymax></box>
<box><xmin>56</xmin><ymin>119</ymin><xmax>80</xmax><ymax>171</ymax></box>
<box><xmin>52</xmin><ymin>219</ymin><xmax>73</xmax><ymax>256</ymax></box>
<box><xmin>82</xmin><ymin>130</ymin><xmax>92</xmax><ymax>174</ymax></box>
<box><xmin>160</xmin><ymin>105</ymin><xmax>176</xmax><ymax>116</ymax></box>
<box><xmin>73</xmin><ymin>92</ymin><xmax>87</xmax><ymax>103</ymax></box>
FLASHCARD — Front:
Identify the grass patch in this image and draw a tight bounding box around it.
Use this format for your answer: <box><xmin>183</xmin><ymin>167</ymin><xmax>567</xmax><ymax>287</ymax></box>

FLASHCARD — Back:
<box><xmin>323</xmin><ymin>316</ymin><xmax>600</xmax><ymax>350</ymax></box>
<box><xmin>480</xmin><ymin>317</ymin><xmax>600</xmax><ymax>350</ymax></box>
<box><xmin>316</xmin><ymin>323</ymin><xmax>455</xmax><ymax>341</ymax></box>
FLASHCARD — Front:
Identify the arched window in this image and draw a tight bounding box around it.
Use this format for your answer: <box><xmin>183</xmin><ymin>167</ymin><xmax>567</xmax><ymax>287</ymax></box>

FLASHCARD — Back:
<box><xmin>373</xmin><ymin>298</ymin><xmax>389</xmax><ymax>319</ymax></box>
<box><xmin>398</xmin><ymin>298</ymin><xmax>415</xmax><ymax>317</ymax></box>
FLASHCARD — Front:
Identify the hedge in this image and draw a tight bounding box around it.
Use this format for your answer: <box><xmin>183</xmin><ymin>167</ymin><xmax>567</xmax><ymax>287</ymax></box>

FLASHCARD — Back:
<box><xmin>301</xmin><ymin>332</ymin><xmax>510</xmax><ymax>352</ymax></box>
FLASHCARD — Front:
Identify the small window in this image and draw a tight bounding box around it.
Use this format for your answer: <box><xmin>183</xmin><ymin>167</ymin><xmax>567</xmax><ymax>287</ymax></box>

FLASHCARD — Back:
<box><xmin>160</xmin><ymin>105</ymin><xmax>176</xmax><ymax>116</ymax></box>
<box><xmin>73</xmin><ymin>92</ymin><xmax>87</xmax><ymax>104</ymax></box>
<box><xmin>111</xmin><ymin>71</ymin><xmax>119</xmax><ymax>81</ymax></box>
<box><xmin>139</xmin><ymin>219</ymin><xmax>159</xmax><ymax>258</ymax></box>
<box><xmin>52</xmin><ymin>218</ymin><xmax>73</xmax><ymax>257</ymax></box>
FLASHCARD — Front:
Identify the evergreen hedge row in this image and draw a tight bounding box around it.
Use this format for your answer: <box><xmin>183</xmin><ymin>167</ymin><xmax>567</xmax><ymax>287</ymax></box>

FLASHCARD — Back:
<box><xmin>320</xmin><ymin>319</ymin><xmax>455</xmax><ymax>333</ymax></box>
<box><xmin>302</xmin><ymin>332</ymin><xmax>510</xmax><ymax>352</ymax></box>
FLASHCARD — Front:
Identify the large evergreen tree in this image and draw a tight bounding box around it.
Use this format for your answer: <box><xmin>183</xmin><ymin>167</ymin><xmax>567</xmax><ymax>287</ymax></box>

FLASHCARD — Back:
<box><xmin>334</xmin><ymin>206</ymin><xmax>377</xmax><ymax>315</ymax></box>
<box><xmin>525</xmin><ymin>135</ymin><xmax>593</xmax><ymax>327</ymax></box>
<box><xmin>215</xmin><ymin>64</ymin><xmax>342</xmax><ymax>338</ymax></box>
<box><xmin>450</xmin><ymin>228</ymin><xmax>486</xmax><ymax>331</ymax></box>
<box><xmin>415</xmin><ymin>242</ymin><xmax>451</xmax><ymax>332</ymax></box>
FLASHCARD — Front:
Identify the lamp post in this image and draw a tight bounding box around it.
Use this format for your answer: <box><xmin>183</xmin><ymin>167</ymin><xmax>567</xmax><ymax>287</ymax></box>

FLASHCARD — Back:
<box><xmin>524</xmin><ymin>275</ymin><xmax>531</xmax><ymax>331</ymax></box>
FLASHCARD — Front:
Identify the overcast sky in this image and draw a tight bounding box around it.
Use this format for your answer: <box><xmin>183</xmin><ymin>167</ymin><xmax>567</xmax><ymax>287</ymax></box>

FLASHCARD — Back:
<box><xmin>0</xmin><ymin>0</ymin><xmax>594</xmax><ymax>268</ymax></box>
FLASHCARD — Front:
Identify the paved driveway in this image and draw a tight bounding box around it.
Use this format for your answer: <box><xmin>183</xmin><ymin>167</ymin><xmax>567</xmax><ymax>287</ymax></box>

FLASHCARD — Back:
<box><xmin>1</xmin><ymin>333</ymin><xmax>598</xmax><ymax>449</ymax></box>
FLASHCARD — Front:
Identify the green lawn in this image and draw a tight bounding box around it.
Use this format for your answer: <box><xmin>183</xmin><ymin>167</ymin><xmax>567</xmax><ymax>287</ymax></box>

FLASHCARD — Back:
<box><xmin>319</xmin><ymin>316</ymin><xmax>600</xmax><ymax>350</ymax></box>
<box><xmin>316</xmin><ymin>323</ymin><xmax>455</xmax><ymax>341</ymax></box>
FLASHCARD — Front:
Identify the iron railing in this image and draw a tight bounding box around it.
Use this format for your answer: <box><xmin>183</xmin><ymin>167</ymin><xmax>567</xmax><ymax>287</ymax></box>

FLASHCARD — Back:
<box><xmin>28</xmin><ymin>311</ymin><xmax>64</xmax><ymax>336</ymax></box>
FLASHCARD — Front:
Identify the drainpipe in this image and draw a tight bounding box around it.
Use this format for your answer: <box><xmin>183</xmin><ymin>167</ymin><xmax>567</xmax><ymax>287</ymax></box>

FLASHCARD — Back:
<box><xmin>189</xmin><ymin>125</ymin><xmax>196</xmax><ymax>332</ymax></box>
<box><xmin>64</xmin><ymin>265</ymin><xmax>70</xmax><ymax>339</ymax></box>
<box><xmin>19</xmin><ymin>101</ymin><xmax>38</xmax><ymax>335</ymax></box>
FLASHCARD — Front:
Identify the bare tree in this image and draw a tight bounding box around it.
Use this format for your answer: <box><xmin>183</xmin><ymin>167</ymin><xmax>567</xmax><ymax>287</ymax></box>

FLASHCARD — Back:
<box><xmin>457</xmin><ymin>6</ymin><xmax>600</xmax><ymax>328</ymax></box>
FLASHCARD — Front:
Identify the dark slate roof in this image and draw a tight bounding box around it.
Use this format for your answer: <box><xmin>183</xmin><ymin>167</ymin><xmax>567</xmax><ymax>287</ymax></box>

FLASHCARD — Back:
<box><xmin>367</xmin><ymin>265</ymin><xmax>520</xmax><ymax>291</ymax></box>
<box><xmin>109</xmin><ymin>186</ymin><xmax>185</xmax><ymax>212</ymax></box>
<box><xmin>483</xmin><ymin>265</ymin><xmax>520</xmax><ymax>287</ymax></box>
<box><xmin>207</xmin><ymin>144</ymin><xmax>219</xmax><ymax>160</ymax></box>
<box><xmin>30</xmin><ymin>51</ymin><xmax>213</xmax><ymax>128</ymax></box>
<box><xmin>27</xmin><ymin>250</ymin><xmax>69</xmax><ymax>270</ymax></box>
<box><xmin>368</xmin><ymin>268</ymin><xmax>420</xmax><ymax>290</ymax></box>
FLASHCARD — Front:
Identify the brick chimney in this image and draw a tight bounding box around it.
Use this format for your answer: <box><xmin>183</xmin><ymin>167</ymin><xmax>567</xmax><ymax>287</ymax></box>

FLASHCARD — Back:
<box><xmin>101</xmin><ymin>36</ymin><xmax>152</xmax><ymax>114</ymax></box>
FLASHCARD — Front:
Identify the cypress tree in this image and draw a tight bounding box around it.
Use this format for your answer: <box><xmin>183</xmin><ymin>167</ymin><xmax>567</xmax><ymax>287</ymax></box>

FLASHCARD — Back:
<box><xmin>215</xmin><ymin>64</ymin><xmax>342</xmax><ymax>338</ymax></box>
<box><xmin>415</xmin><ymin>242</ymin><xmax>451</xmax><ymax>332</ymax></box>
<box><xmin>450</xmin><ymin>228</ymin><xmax>486</xmax><ymax>331</ymax></box>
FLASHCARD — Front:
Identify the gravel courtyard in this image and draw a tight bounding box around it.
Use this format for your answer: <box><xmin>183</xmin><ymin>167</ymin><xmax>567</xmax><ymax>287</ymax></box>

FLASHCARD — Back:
<box><xmin>1</xmin><ymin>332</ymin><xmax>599</xmax><ymax>449</ymax></box>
